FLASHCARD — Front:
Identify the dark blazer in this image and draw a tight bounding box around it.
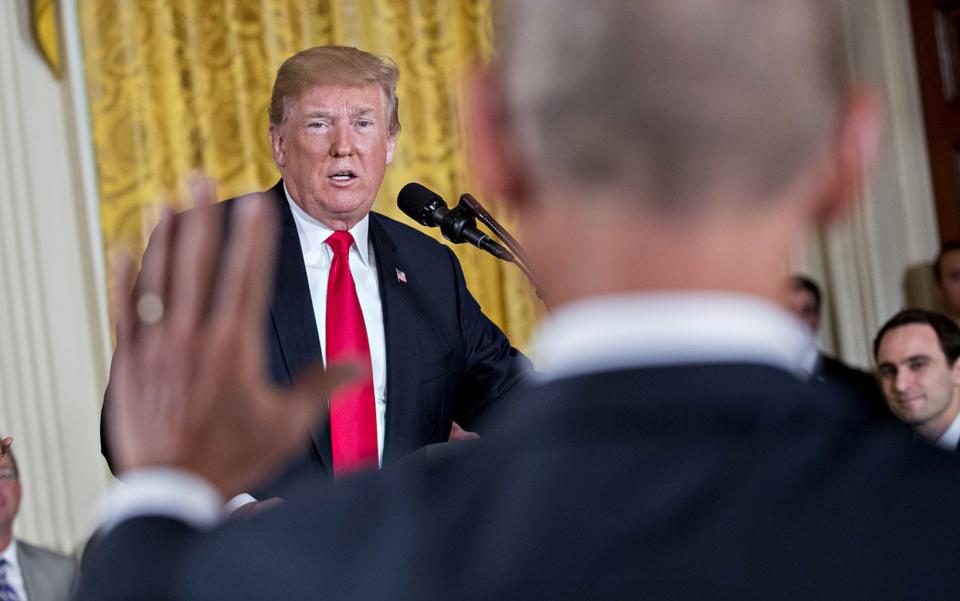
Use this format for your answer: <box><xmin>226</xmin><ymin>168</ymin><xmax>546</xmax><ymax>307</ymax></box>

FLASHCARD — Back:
<box><xmin>811</xmin><ymin>353</ymin><xmax>890</xmax><ymax>420</ymax></box>
<box><xmin>80</xmin><ymin>362</ymin><xmax>960</xmax><ymax>600</ymax></box>
<box><xmin>102</xmin><ymin>181</ymin><xmax>529</xmax><ymax>491</ymax></box>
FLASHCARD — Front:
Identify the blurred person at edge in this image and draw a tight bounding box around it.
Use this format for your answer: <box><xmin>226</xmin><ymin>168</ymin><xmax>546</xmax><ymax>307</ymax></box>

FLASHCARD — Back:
<box><xmin>0</xmin><ymin>438</ymin><xmax>77</xmax><ymax>601</ymax></box>
<box><xmin>933</xmin><ymin>241</ymin><xmax>960</xmax><ymax>323</ymax></box>
<box><xmin>781</xmin><ymin>273</ymin><xmax>887</xmax><ymax>418</ymax></box>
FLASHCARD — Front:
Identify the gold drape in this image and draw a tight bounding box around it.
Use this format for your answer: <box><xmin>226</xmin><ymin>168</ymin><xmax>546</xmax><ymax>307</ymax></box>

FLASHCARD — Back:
<box><xmin>78</xmin><ymin>0</ymin><xmax>539</xmax><ymax>347</ymax></box>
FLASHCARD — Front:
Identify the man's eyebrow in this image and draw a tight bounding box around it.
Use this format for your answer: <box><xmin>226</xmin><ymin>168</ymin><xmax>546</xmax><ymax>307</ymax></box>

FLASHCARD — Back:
<box><xmin>302</xmin><ymin>107</ymin><xmax>377</xmax><ymax>119</ymax></box>
<box><xmin>881</xmin><ymin>354</ymin><xmax>933</xmax><ymax>368</ymax></box>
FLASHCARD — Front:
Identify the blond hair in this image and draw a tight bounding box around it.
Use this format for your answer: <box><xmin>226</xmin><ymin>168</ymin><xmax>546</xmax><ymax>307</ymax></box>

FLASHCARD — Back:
<box><xmin>268</xmin><ymin>46</ymin><xmax>401</xmax><ymax>135</ymax></box>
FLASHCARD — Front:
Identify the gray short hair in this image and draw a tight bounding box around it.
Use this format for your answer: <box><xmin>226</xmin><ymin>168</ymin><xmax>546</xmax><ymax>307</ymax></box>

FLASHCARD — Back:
<box><xmin>496</xmin><ymin>0</ymin><xmax>847</xmax><ymax>212</ymax></box>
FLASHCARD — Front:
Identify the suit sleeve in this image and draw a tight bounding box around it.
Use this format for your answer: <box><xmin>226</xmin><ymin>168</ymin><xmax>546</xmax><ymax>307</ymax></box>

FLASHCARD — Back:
<box><xmin>444</xmin><ymin>247</ymin><xmax>532</xmax><ymax>430</ymax></box>
<box><xmin>75</xmin><ymin>517</ymin><xmax>199</xmax><ymax>601</ymax></box>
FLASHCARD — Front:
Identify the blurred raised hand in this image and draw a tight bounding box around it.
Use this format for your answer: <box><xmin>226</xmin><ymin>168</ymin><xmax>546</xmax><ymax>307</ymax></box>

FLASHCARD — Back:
<box><xmin>107</xmin><ymin>176</ymin><xmax>357</xmax><ymax>499</ymax></box>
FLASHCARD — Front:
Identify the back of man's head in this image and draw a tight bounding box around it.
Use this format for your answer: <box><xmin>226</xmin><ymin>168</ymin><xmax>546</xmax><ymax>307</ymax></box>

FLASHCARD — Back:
<box><xmin>496</xmin><ymin>0</ymin><xmax>846</xmax><ymax>212</ymax></box>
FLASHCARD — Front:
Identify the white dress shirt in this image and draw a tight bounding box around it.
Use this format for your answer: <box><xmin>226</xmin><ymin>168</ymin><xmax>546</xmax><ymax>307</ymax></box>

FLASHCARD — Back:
<box><xmin>101</xmin><ymin>291</ymin><xmax>816</xmax><ymax>531</ymax></box>
<box><xmin>532</xmin><ymin>292</ymin><xmax>814</xmax><ymax>382</ymax></box>
<box><xmin>935</xmin><ymin>410</ymin><xmax>960</xmax><ymax>451</ymax></box>
<box><xmin>227</xmin><ymin>187</ymin><xmax>389</xmax><ymax>512</ymax></box>
<box><xmin>285</xmin><ymin>185</ymin><xmax>388</xmax><ymax>465</ymax></box>
<box><xmin>1</xmin><ymin>539</ymin><xmax>29</xmax><ymax>601</ymax></box>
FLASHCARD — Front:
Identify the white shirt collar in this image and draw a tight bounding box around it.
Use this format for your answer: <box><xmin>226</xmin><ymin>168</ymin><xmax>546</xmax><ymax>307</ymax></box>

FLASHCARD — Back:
<box><xmin>0</xmin><ymin>538</ymin><xmax>18</xmax><ymax>569</ymax></box>
<box><xmin>531</xmin><ymin>292</ymin><xmax>816</xmax><ymax>382</ymax></box>
<box><xmin>935</xmin><ymin>410</ymin><xmax>960</xmax><ymax>451</ymax></box>
<box><xmin>284</xmin><ymin>182</ymin><xmax>372</xmax><ymax>267</ymax></box>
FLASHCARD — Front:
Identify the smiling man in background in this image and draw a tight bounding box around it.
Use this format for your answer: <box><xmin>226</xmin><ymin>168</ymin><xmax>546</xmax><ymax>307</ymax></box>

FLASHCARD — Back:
<box><xmin>874</xmin><ymin>309</ymin><xmax>960</xmax><ymax>450</ymax></box>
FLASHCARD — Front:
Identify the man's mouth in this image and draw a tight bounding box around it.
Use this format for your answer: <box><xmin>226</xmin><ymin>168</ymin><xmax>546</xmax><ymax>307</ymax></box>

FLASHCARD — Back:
<box><xmin>896</xmin><ymin>395</ymin><xmax>924</xmax><ymax>407</ymax></box>
<box><xmin>329</xmin><ymin>170</ymin><xmax>358</xmax><ymax>182</ymax></box>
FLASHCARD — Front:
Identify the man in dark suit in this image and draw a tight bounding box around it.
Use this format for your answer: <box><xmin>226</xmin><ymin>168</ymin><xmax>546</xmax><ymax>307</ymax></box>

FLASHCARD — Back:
<box><xmin>782</xmin><ymin>273</ymin><xmax>887</xmax><ymax>417</ymax></box>
<box><xmin>77</xmin><ymin>0</ymin><xmax>960</xmax><ymax>599</ymax></box>
<box><xmin>101</xmin><ymin>46</ymin><xmax>528</xmax><ymax>499</ymax></box>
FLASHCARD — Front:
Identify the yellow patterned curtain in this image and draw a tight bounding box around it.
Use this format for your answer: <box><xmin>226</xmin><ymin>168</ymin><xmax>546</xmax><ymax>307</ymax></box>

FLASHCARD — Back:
<box><xmin>78</xmin><ymin>0</ymin><xmax>539</xmax><ymax>347</ymax></box>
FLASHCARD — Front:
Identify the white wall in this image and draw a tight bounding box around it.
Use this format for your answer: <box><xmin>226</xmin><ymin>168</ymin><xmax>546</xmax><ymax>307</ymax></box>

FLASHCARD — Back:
<box><xmin>0</xmin><ymin>0</ymin><xmax>111</xmax><ymax>553</ymax></box>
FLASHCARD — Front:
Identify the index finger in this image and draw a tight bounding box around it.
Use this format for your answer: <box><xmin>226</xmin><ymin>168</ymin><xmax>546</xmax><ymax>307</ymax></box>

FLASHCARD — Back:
<box><xmin>211</xmin><ymin>194</ymin><xmax>277</xmax><ymax>334</ymax></box>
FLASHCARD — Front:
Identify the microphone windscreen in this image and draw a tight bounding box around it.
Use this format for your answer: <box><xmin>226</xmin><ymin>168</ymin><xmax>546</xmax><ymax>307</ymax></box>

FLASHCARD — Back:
<box><xmin>397</xmin><ymin>183</ymin><xmax>444</xmax><ymax>225</ymax></box>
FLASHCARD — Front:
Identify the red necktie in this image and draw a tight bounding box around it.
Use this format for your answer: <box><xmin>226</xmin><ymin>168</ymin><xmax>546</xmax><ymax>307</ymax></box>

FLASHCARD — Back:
<box><xmin>325</xmin><ymin>231</ymin><xmax>378</xmax><ymax>475</ymax></box>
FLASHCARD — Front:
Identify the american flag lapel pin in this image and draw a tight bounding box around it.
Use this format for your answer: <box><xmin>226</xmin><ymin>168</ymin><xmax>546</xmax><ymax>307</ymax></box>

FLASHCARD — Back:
<box><xmin>395</xmin><ymin>267</ymin><xmax>407</xmax><ymax>283</ymax></box>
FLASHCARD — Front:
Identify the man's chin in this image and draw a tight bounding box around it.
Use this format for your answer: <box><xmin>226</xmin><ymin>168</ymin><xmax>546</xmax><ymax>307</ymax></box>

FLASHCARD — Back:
<box><xmin>299</xmin><ymin>196</ymin><xmax>376</xmax><ymax>226</ymax></box>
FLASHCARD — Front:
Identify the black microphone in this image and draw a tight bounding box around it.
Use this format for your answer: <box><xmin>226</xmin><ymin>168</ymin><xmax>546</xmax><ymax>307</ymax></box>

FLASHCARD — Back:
<box><xmin>398</xmin><ymin>183</ymin><xmax>514</xmax><ymax>262</ymax></box>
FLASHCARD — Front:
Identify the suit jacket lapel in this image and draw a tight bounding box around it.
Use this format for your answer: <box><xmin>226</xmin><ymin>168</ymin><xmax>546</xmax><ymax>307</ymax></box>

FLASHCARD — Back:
<box><xmin>18</xmin><ymin>542</ymin><xmax>45</xmax><ymax>601</ymax></box>
<box><xmin>264</xmin><ymin>182</ymin><xmax>332</xmax><ymax>473</ymax></box>
<box><xmin>370</xmin><ymin>214</ymin><xmax>423</xmax><ymax>464</ymax></box>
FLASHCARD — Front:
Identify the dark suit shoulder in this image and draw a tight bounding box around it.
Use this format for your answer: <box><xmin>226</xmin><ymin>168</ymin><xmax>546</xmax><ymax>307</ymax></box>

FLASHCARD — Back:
<box><xmin>186</xmin><ymin>364</ymin><xmax>960</xmax><ymax>600</ymax></box>
<box><xmin>90</xmin><ymin>363</ymin><xmax>960</xmax><ymax>601</ymax></box>
<box><xmin>369</xmin><ymin>211</ymin><xmax>453</xmax><ymax>255</ymax></box>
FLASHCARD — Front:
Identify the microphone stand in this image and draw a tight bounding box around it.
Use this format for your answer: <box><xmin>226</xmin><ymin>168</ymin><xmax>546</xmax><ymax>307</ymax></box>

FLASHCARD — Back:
<box><xmin>457</xmin><ymin>194</ymin><xmax>544</xmax><ymax>300</ymax></box>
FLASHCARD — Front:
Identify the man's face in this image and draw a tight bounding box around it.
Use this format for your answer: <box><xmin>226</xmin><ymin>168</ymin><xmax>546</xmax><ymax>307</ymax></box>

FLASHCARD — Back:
<box><xmin>876</xmin><ymin>323</ymin><xmax>960</xmax><ymax>429</ymax></box>
<box><xmin>269</xmin><ymin>83</ymin><xmax>397</xmax><ymax>229</ymax></box>
<box><xmin>782</xmin><ymin>287</ymin><xmax>820</xmax><ymax>333</ymax></box>
<box><xmin>938</xmin><ymin>249</ymin><xmax>960</xmax><ymax>316</ymax></box>
<box><xmin>0</xmin><ymin>454</ymin><xmax>21</xmax><ymax>533</ymax></box>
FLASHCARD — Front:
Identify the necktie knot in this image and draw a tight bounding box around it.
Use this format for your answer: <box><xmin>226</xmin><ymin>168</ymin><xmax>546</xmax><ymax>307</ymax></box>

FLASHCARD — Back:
<box><xmin>325</xmin><ymin>231</ymin><xmax>354</xmax><ymax>257</ymax></box>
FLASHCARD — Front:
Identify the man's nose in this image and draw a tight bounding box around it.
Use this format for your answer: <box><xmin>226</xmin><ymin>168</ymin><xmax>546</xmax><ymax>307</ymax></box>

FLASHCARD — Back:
<box><xmin>894</xmin><ymin>368</ymin><xmax>912</xmax><ymax>393</ymax></box>
<box><xmin>329</xmin><ymin>126</ymin><xmax>355</xmax><ymax>157</ymax></box>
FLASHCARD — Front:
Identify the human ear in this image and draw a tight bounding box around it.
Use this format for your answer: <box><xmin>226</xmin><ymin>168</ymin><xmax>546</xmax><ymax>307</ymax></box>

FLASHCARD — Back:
<box><xmin>812</xmin><ymin>89</ymin><xmax>883</xmax><ymax>225</ymax></box>
<box><xmin>269</xmin><ymin>124</ymin><xmax>285</xmax><ymax>169</ymax></box>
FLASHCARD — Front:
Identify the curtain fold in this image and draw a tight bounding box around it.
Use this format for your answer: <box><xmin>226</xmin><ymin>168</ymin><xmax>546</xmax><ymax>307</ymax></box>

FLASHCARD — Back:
<box><xmin>78</xmin><ymin>0</ymin><xmax>539</xmax><ymax>347</ymax></box>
